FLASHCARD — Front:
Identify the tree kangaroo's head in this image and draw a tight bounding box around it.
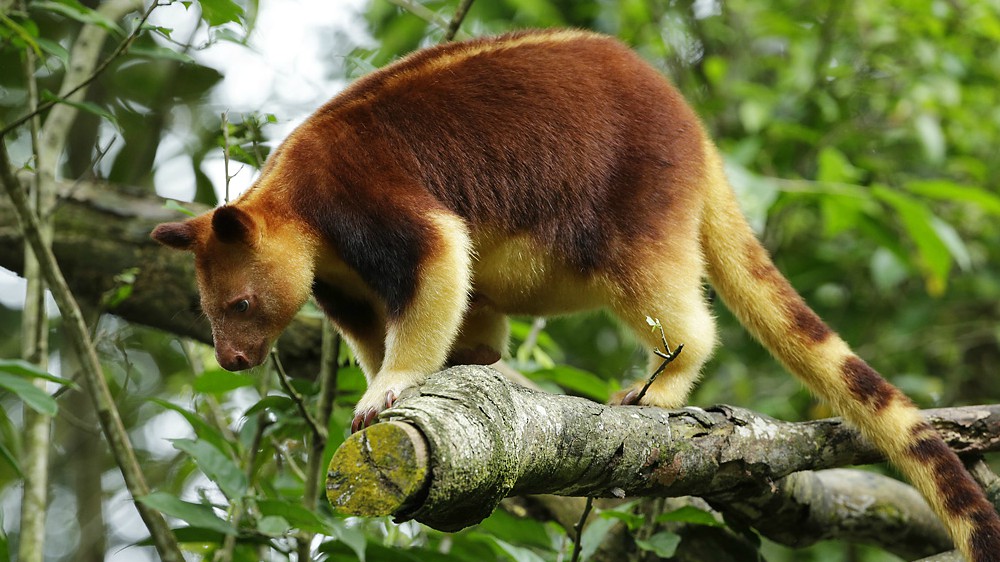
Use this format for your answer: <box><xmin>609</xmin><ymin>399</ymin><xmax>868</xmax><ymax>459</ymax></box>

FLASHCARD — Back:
<box><xmin>151</xmin><ymin>205</ymin><xmax>315</xmax><ymax>371</ymax></box>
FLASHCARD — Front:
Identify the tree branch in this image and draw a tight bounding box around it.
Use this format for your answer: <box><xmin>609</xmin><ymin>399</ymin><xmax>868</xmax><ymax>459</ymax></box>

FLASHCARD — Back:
<box><xmin>0</xmin><ymin>139</ymin><xmax>183</xmax><ymax>561</ymax></box>
<box><xmin>327</xmin><ymin>366</ymin><xmax>1000</xmax><ymax>554</ymax></box>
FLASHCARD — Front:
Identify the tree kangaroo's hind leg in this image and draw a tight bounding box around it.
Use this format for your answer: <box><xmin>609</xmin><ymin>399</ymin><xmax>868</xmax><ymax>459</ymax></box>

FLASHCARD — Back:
<box><xmin>610</xmin><ymin>247</ymin><xmax>717</xmax><ymax>408</ymax></box>
<box><xmin>447</xmin><ymin>299</ymin><xmax>509</xmax><ymax>367</ymax></box>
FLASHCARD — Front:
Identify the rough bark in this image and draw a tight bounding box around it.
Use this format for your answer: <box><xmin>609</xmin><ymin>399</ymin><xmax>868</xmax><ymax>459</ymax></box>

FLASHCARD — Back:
<box><xmin>327</xmin><ymin>366</ymin><xmax>1000</xmax><ymax>555</ymax></box>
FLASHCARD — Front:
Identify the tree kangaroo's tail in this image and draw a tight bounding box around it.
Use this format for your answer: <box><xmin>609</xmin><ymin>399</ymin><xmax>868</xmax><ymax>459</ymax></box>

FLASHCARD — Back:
<box><xmin>697</xmin><ymin>139</ymin><xmax>1000</xmax><ymax>561</ymax></box>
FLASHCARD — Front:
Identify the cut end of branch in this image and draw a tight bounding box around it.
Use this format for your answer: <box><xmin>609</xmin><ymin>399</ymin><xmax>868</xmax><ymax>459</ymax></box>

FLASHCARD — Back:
<box><xmin>327</xmin><ymin>421</ymin><xmax>430</xmax><ymax>517</ymax></box>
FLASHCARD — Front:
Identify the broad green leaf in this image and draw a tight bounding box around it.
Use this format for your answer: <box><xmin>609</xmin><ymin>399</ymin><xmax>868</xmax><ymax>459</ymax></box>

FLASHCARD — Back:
<box><xmin>327</xmin><ymin>517</ymin><xmax>367</xmax><ymax>562</ymax></box>
<box><xmin>137</xmin><ymin>492</ymin><xmax>236</xmax><ymax>535</ymax></box>
<box><xmin>655</xmin><ymin>506</ymin><xmax>723</xmax><ymax>527</ymax></box>
<box><xmin>198</xmin><ymin>0</ymin><xmax>243</xmax><ymax>26</ymax></box>
<box><xmin>40</xmin><ymin>91</ymin><xmax>120</xmax><ymax>132</ymax></box>
<box><xmin>579</xmin><ymin>511</ymin><xmax>618</xmax><ymax>561</ymax></box>
<box><xmin>527</xmin><ymin>365</ymin><xmax>610</xmax><ymax>402</ymax></box>
<box><xmin>164</xmin><ymin>199</ymin><xmax>196</xmax><ymax>217</ymax></box>
<box><xmin>816</xmin><ymin>146</ymin><xmax>862</xmax><ymax>183</ymax></box>
<box><xmin>873</xmin><ymin>186</ymin><xmax>952</xmax><ymax>296</ymax></box>
<box><xmin>255</xmin><ymin>499</ymin><xmax>329</xmax><ymax>534</ymax></box>
<box><xmin>0</xmin><ymin>12</ymin><xmax>42</xmax><ymax>58</ymax></box>
<box><xmin>0</xmin><ymin>359</ymin><xmax>76</xmax><ymax>387</ymax></box>
<box><xmin>31</xmin><ymin>0</ymin><xmax>122</xmax><ymax>32</ymax></box>
<box><xmin>129</xmin><ymin>45</ymin><xmax>196</xmax><ymax>64</ymax></box>
<box><xmin>915</xmin><ymin>114</ymin><xmax>945</xmax><ymax>163</ymax></box>
<box><xmin>35</xmin><ymin>37</ymin><xmax>69</xmax><ymax>67</ymax></box>
<box><xmin>193</xmin><ymin>369</ymin><xmax>255</xmax><ymax>394</ymax></box>
<box><xmin>930</xmin><ymin>216</ymin><xmax>971</xmax><ymax>271</ymax></box>
<box><xmin>150</xmin><ymin>398</ymin><xmax>231</xmax><ymax>454</ymax></box>
<box><xmin>488</xmin><ymin>537</ymin><xmax>547</xmax><ymax>562</ymax></box>
<box><xmin>171</xmin><ymin>438</ymin><xmax>247</xmax><ymax>500</ymax></box>
<box><xmin>476</xmin><ymin>508</ymin><xmax>552</xmax><ymax>550</ymax></box>
<box><xmin>0</xmin><ymin>373</ymin><xmax>57</xmax><ymax>416</ymax></box>
<box><xmin>635</xmin><ymin>531</ymin><xmax>682</xmax><ymax>557</ymax></box>
<box><xmin>244</xmin><ymin>395</ymin><xmax>295</xmax><ymax>417</ymax></box>
<box><xmin>601</xmin><ymin>510</ymin><xmax>645</xmax><ymax>532</ymax></box>
<box><xmin>257</xmin><ymin>515</ymin><xmax>291</xmax><ymax>537</ymax></box>
<box><xmin>905</xmin><ymin>180</ymin><xmax>1000</xmax><ymax>215</ymax></box>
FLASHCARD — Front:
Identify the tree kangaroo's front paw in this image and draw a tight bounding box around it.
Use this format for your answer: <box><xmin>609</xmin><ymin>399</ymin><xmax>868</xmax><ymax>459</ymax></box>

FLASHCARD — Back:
<box><xmin>350</xmin><ymin>371</ymin><xmax>425</xmax><ymax>433</ymax></box>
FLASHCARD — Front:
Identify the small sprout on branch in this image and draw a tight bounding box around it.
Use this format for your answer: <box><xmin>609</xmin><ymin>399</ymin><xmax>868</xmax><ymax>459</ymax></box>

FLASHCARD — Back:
<box><xmin>635</xmin><ymin>317</ymin><xmax>684</xmax><ymax>403</ymax></box>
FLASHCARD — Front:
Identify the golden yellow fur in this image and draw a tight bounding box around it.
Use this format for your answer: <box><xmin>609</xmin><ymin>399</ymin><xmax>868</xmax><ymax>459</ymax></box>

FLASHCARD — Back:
<box><xmin>151</xmin><ymin>30</ymin><xmax>1000</xmax><ymax>559</ymax></box>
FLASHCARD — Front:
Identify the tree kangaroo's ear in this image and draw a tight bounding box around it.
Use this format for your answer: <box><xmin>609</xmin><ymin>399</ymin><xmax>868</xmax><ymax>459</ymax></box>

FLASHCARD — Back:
<box><xmin>150</xmin><ymin>221</ymin><xmax>197</xmax><ymax>251</ymax></box>
<box><xmin>211</xmin><ymin>205</ymin><xmax>257</xmax><ymax>245</ymax></box>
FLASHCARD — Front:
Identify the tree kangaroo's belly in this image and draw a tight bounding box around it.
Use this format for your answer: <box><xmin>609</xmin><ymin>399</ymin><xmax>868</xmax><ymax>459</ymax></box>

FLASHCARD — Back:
<box><xmin>470</xmin><ymin>233</ymin><xmax>608</xmax><ymax>316</ymax></box>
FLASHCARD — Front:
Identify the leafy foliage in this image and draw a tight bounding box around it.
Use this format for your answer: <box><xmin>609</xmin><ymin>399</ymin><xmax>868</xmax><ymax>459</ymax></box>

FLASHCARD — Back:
<box><xmin>1</xmin><ymin>0</ymin><xmax>999</xmax><ymax>561</ymax></box>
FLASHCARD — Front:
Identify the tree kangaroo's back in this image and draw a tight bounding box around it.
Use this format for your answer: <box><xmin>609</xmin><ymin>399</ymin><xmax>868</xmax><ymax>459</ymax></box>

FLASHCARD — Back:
<box><xmin>151</xmin><ymin>30</ymin><xmax>1000</xmax><ymax>559</ymax></box>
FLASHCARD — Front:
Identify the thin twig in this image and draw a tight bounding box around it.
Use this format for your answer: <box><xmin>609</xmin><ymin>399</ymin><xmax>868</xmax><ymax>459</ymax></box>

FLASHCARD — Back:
<box><xmin>385</xmin><ymin>0</ymin><xmax>470</xmax><ymax>41</ymax></box>
<box><xmin>221</xmin><ymin>111</ymin><xmax>231</xmax><ymax>203</ymax></box>
<box><xmin>270</xmin><ymin>350</ymin><xmax>325</xmax><ymax>441</ymax></box>
<box><xmin>634</xmin><ymin>318</ymin><xmax>684</xmax><ymax>404</ymax></box>
<box><xmin>0</xmin><ymin>1</ymin><xmax>160</xmax><ymax>138</ymax></box>
<box><xmin>443</xmin><ymin>0</ymin><xmax>475</xmax><ymax>42</ymax></box>
<box><xmin>570</xmin><ymin>496</ymin><xmax>594</xmax><ymax>562</ymax></box>
<box><xmin>0</xmin><ymin>136</ymin><xmax>183</xmax><ymax>561</ymax></box>
<box><xmin>297</xmin><ymin>325</ymin><xmax>341</xmax><ymax>560</ymax></box>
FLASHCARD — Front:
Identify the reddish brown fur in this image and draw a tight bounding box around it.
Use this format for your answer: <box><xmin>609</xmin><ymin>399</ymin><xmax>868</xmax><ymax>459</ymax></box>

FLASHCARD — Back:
<box><xmin>151</xmin><ymin>30</ymin><xmax>1000</xmax><ymax>558</ymax></box>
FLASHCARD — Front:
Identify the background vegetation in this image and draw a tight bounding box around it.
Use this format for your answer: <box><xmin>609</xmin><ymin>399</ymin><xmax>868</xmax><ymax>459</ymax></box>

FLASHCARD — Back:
<box><xmin>1</xmin><ymin>0</ymin><xmax>999</xmax><ymax>560</ymax></box>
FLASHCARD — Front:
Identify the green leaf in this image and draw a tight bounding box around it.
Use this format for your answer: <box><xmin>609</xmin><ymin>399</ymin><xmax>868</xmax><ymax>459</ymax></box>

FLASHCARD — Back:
<box><xmin>137</xmin><ymin>492</ymin><xmax>236</xmax><ymax>535</ymax></box>
<box><xmin>150</xmin><ymin>398</ymin><xmax>231</xmax><ymax>454</ymax></box>
<box><xmin>129</xmin><ymin>45</ymin><xmax>196</xmax><ymax>64</ymax></box>
<box><xmin>0</xmin><ymin>359</ymin><xmax>76</xmax><ymax>387</ymax></box>
<box><xmin>655</xmin><ymin>506</ymin><xmax>723</xmax><ymax>527</ymax></box>
<box><xmin>255</xmin><ymin>499</ymin><xmax>329</xmax><ymax>534</ymax></box>
<box><xmin>0</xmin><ymin>12</ymin><xmax>42</xmax><ymax>58</ymax></box>
<box><xmin>31</xmin><ymin>0</ymin><xmax>123</xmax><ymax>32</ymax></box>
<box><xmin>171</xmin><ymin>438</ymin><xmax>247</xmax><ymax>500</ymax></box>
<box><xmin>40</xmin><ymin>91</ymin><xmax>120</xmax><ymax>132</ymax></box>
<box><xmin>0</xmin><ymin>373</ymin><xmax>57</xmax><ymax>416</ymax></box>
<box><xmin>164</xmin><ymin>199</ymin><xmax>196</xmax><ymax>217</ymax></box>
<box><xmin>873</xmin><ymin>186</ymin><xmax>953</xmax><ymax>296</ymax></box>
<box><xmin>905</xmin><ymin>180</ymin><xmax>1000</xmax><ymax>216</ymax></box>
<box><xmin>476</xmin><ymin>509</ymin><xmax>552</xmax><ymax>550</ymax></box>
<box><xmin>193</xmin><ymin>369</ymin><xmax>255</xmax><ymax>394</ymax></box>
<box><xmin>488</xmin><ymin>537</ymin><xmax>547</xmax><ymax>562</ymax></box>
<box><xmin>527</xmin><ymin>366</ymin><xmax>610</xmax><ymax>402</ymax></box>
<box><xmin>635</xmin><ymin>531</ymin><xmax>681</xmax><ymax>557</ymax></box>
<box><xmin>35</xmin><ymin>37</ymin><xmax>69</xmax><ymax>67</ymax></box>
<box><xmin>257</xmin><ymin>515</ymin><xmax>291</xmax><ymax>537</ymax></box>
<box><xmin>198</xmin><ymin>0</ymin><xmax>244</xmax><ymax>26</ymax></box>
<box><xmin>604</xmin><ymin>509</ymin><xmax>650</xmax><ymax>533</ymax></box>
<box><xmin>816</xmin><ymin>146</ymin><xmax>862</xmax><ymax>183</ymax></box>
<box><xmin>327</xmin><ymin>517</ymin><xmax>367</xmax><ymax>562</ymax></box>
<box><xmin>244</xmin><ymin>395</ymin><xmax>295</xmax><ymax>417</ymax></box>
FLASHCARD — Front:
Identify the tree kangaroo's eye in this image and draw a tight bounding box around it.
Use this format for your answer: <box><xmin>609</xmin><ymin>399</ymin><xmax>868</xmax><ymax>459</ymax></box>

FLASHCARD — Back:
<box><xmin>234</xmin><ymin>299</ymin><xmax>250</xmax><ymax>313</ymax></box>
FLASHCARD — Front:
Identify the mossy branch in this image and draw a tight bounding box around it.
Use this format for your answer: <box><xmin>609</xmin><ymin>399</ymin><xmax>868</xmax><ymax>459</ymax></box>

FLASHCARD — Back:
<box><xmin>328</xmin><ymin>366</ymin><xmax>1000</xmax><ymax>554</ymax></box>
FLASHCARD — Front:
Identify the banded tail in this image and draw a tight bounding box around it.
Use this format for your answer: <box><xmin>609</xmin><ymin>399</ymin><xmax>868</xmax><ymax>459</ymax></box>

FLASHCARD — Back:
<box><xmin>698</xmin><ymin>141</ymin><xmax>1000</xmax><ymax>561</ymax></box>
